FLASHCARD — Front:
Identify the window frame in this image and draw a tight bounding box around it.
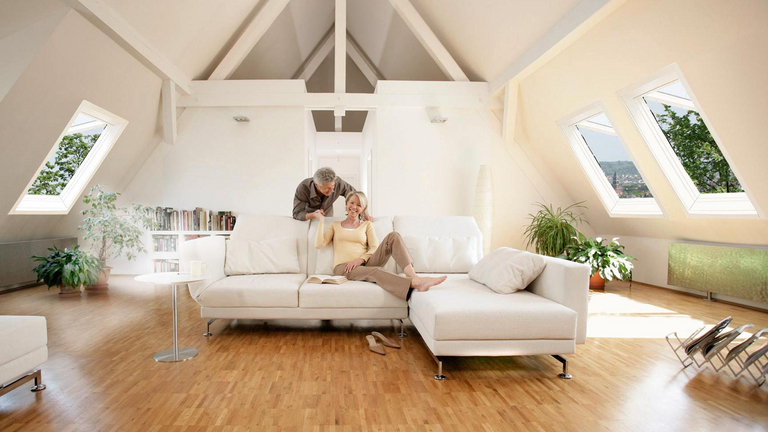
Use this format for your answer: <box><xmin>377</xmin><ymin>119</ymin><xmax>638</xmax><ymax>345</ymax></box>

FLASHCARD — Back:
<box><xmin>558</xmin><ymin>101</ymin><xmax>664</xmax><ymax>218</ymax></box>
<box><xmin>9</xmin><ymin>100</ymin><xmax>128</xmax><ymax>215</ymax></box>
<box><xmin>619</xmin><ymin>64</ymin><xmax>760</xmax><ymax>218</ymax></box>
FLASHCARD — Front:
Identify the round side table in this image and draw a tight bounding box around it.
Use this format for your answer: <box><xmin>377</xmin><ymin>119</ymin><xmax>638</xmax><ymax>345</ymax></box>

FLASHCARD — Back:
<box><xmin>135</xmin><ymin>272</ymin><xmax>206</xmax><ymax>362</ymax></box>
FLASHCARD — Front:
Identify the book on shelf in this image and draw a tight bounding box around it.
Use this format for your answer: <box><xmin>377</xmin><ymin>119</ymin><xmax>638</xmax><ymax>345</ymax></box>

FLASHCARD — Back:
<box><xmin>154</xmin><ymin>259</ymin><xmax>179</xmax><ymax>273</ymax></box>
<box><xmin>307</xmin><ymin>275</ymin><xmax>348</xmax><ymax>285</ymax></box>
<box><xmin>152</xmin><ymin>234</ymin><xmax>177</xmax><ymax>252</ymax></box>
<box><xmin>149</xmin><ymin>207</ymin><xmax>237</xmax><ymax>232</ymax></box>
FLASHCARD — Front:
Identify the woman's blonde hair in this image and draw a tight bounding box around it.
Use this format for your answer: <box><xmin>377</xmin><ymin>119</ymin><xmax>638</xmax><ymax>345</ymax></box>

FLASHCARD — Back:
<box><xmin>345</xmin><ymin>191</ymin><xmax>370</xmax><ymax>222</ymax></box>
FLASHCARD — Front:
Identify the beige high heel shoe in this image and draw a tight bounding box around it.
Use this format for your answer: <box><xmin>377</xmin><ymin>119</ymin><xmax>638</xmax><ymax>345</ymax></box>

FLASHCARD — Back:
<box><xmin>371</xmin><ymin>332</ymin><xmax>401</xmax><ymax>349</ymax></box>
<box><xmin>366</xmin><ymin>335</ymin><xmax>385</xmax><ymax>355</ymax></box>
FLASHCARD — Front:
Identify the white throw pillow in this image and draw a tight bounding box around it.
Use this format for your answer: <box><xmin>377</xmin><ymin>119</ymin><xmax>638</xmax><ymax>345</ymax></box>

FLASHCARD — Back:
<box><xmin>403</xmin><ymin>236</ymin><xmax>477</xmax><ymax>273</ymax></box>
<box><xmin>225</xmin><ymin>237</ymin><xmax>300</xmax><ymax>275</ymax></box>
<box><xmin>468</xmin><ymin>247</ymin><xmax>547</xmax><ymax>294</ymax></box>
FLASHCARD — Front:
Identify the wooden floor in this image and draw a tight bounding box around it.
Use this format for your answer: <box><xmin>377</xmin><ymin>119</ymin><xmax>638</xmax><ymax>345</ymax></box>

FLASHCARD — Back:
<box><xmin>1</xmin><ymin>277</ymin><xmax>766</xmax><ymax>431</ymax></box>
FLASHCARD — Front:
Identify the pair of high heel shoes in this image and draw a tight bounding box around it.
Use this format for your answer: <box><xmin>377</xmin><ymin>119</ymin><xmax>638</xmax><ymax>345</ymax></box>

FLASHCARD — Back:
<box><xmin>366</xmin><ymin>331</ymin><xmax>401</xmax><ymax>355</ymax></box>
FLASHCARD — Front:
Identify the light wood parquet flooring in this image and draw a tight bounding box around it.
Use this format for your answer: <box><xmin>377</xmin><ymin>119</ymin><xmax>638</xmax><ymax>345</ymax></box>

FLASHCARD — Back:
<box><xmin>0</xmin><ymin>277</ymin><xmax>767</xmax><ymax>431</ymax></box>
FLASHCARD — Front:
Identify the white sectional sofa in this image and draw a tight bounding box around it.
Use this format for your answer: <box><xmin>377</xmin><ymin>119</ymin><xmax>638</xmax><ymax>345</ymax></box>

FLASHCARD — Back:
<box><xmin>181</xmin><ymin>215</ymin><xmax>589</xmax><ymax>379</ymax></box>
<box><xmin>0</xmin><ymin>316</ymin><xmax>48</xmax><ymax>397</ymax></box>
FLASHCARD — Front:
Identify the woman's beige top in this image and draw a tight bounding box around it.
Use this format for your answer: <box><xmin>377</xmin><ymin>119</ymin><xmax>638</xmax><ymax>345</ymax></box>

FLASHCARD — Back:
<box><xmin>315</xmin><ymin>221</ymin><xmax>379</xmax><ymax>268</ymax></box>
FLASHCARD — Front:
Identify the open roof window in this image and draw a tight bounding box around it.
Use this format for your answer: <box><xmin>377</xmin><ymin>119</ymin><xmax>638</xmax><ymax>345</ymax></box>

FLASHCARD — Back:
<box><xmin>559</xmin><ymin>103</ymin><xmax>663</xmax><ymax>217</ymax></box>
<box><xmin>10</xmin><ymin>101</ymin><xmax>127</xmax><ymax>215</ymax></box>
<box><xmin>621</xmin><ymin>65</ymin><xmax>759</xmax><ymax>217</ymax></box>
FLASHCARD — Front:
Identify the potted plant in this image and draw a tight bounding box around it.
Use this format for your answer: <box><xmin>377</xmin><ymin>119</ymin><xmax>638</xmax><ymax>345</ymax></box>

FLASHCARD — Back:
<box><xmin>79</xmin><ymin>185</ymin><xmax>155</xmax><ymax>290</ymax></box>
<box><xmin>523</xmin><ymin>202</ymin><xmax>588</xmax><ymax>257</ymax></box>
<box><xmin>32</xmin><ymin>245</ymin><xmax>103</xmax><ymax>297</ymax></box>
<box><xmin>565</xmin><ymin>233</ymin><xmax>635</xmax><ymax>290</ymax></box>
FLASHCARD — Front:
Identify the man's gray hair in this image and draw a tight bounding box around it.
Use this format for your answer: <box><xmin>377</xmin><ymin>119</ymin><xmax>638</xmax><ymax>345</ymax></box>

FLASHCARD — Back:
<box><xmin>313</xmin><ymin>167</ymin><xmax>337</xmax><ymax>186</ymax></box>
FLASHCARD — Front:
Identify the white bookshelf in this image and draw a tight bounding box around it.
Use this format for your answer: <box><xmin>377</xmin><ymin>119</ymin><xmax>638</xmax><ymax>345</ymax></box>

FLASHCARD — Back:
<box><xmin>148</xmin><ymin>230</ymin><xmax>232</xmax><ymax>273</ymax></box>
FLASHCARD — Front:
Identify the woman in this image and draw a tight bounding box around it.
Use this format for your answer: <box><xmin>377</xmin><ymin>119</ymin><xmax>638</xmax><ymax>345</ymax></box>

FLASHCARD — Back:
<box><xmin>313</xmin><ymin>191</ymin><xmax>446</xmax><ymax>299</ymax></box>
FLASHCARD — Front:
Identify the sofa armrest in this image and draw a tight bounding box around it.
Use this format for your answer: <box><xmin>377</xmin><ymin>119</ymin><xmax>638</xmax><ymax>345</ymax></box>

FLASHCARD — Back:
<box><xmin>527</xmin><ymin>256</ymin><xmax>590</xmax><ymax>344</ymax></box>
<box><xmin>180</xmin><ymin>236</ymin><xmax>226</xmax><ymax>300</ymax></box>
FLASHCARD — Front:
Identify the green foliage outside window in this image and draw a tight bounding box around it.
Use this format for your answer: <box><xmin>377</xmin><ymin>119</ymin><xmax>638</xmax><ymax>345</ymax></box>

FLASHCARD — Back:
<box><xmin>654</xmin><ymin>105</ymin><xmax>742</xmax><ymax>193</ymax></box>
<box><xmin>28</xmin><ymin>133</ymin><xmax>99</xmax><ymax>195</ymax></box>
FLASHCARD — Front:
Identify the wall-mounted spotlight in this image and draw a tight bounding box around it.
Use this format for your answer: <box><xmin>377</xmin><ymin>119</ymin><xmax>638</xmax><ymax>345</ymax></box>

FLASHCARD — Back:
<box><xmin>426</xmin><ymin>107</ymin><xmax>447</xmax><ymax>124</ymax></box>
<box><xmin>233</xmin><ymin>116</ymin><xmax>250</xmax><ymax>122</ymax></box>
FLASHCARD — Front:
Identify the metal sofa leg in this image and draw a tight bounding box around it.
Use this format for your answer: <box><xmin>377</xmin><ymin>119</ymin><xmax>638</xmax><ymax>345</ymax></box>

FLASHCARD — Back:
<box><xmin>203</xmin><ymin>318</ymin><xmax>217</xmax><ymax>337</ymax></box>
<box><xmin>552</xmin><ymin>355</ymin><xmax>573</xmax><ymax>379</ymax></box>
<box><xmin>434</xmin><ymin>357</ymin><xmax>446</xmax><ymax>381</ymax></box>
<box><xmin>397</xmin><ymin>319</ymin><xmax>407</xmax><ymax>338</ymax></box>
<box><xmin>31</xmin><ymin>369</ymin><xmax>46</xmax><ymax>392</ymax></box>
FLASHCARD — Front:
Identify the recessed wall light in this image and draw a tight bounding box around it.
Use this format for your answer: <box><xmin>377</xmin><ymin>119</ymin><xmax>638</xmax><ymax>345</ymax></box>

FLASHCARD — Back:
<box><xmin>233</xmin><ymin>116</ymin><xmax>250</xmax><ymax>122</ymax></box>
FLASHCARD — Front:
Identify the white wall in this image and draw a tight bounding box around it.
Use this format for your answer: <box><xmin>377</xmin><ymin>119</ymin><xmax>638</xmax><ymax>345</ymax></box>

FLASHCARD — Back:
<box><xmin>374</xmin><ymin>107</ymin><xmax>556</xmax><ymax>250</ymax></box>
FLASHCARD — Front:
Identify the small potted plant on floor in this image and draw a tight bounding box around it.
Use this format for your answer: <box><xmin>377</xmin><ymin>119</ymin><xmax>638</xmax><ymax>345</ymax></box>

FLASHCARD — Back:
<box><xmin>565</xmin><ymin>233</ymin><xmax>635</xmax><ymax>290</ymax></box>
<box><xmin>32</xmin><ymin>245</ymin><xmax>103</xmax><ymax>297</ymax></box>
<box><xmin>523</xmin><ymin>202</ymin><xmax>588</xmax><ymax>257</ymax></box>
<box><xmin>79</xmin><ymin>185</ymin><xmax>155</xmax><ymax>290</ymax></box>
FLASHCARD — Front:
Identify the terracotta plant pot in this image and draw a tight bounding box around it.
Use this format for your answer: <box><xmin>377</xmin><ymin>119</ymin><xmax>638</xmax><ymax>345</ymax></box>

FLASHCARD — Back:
<box><xmin>86</xmin><ymin>266</ymin><xmax>111</xmax><ymax>291</ymax></box>
<box><xmin>59</xmin><ymin>285</ymin><xmax>82</xmax><ymax>298</ymax></box>
<box><xmin>589</xmin><ymin>272</ymin><xmax>606</xmax><ymax>290</ymax></box>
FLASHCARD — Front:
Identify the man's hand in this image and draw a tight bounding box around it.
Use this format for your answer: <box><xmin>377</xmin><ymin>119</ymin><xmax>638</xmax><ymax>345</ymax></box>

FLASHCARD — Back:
<box><xmin>344</xmin><ymin>258</ymin><xmax>365</xmax><ymax>274</ymax></box>
<box><xmin>364</xmin><ymin>214</ymin><xmax>375</xmax><ymax>222</ymax></box>
<box><xmin>307</xmin><ymin>209</ymin><xmax>325</xmax><ymax>221</ymax></box>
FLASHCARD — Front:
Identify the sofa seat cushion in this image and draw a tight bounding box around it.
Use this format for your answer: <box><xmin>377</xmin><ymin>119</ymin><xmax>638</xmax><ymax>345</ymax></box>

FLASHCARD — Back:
<box><xmin>196</xmin><ymin>274</ymin><xmax>305</xmax><ymax>308</ymax></box>
<box><xmin>0</xmin><ymin>316</ymin><xmax>47</xmax><ymax>368</ymax></box>
<box><xmin>408</xmin><ymin>274</ymin><xmax>577</xmax><ymax>341</ymax></box>
<box><xmin>299</xmin><ymin>279</ymin><xmax>407</xmax><ymax>309</ymax></box>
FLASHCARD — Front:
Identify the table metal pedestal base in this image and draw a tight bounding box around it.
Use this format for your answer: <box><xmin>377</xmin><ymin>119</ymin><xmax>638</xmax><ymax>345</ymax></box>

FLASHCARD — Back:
<box><xmin>153</xmin><ymin>347</ymin><xmax>198</xmax><ymax>363</ymax></box>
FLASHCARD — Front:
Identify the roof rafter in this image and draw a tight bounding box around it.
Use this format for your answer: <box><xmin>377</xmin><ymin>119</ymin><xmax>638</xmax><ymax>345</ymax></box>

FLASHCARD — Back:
<box><xmin>347</xmin><ymin>32</ymin><xmax>383</xmax><ymax>88</ymax></box>
<box><xmin>387</xmin><ymin>0</ymin><xmax>468</xmax><ymax>82</ymax></box>
<box><xmin>62</xmin><ymin>0</ymin><xmax>192</xmax><ymax>94</ymax></box>
<box><xmin>292</xmin><ymin>26</ymin><xmax>335</xmax><ymax>80</ymax></box>
<box><xmin>208</xmin><ymin>0</ymin><xmax>291</xmax><ymax>80</ymax></box>
<box><xmin>488</xmin><ymin>0</ymin><xmax>626</xmax><ymax>94</ymax></box>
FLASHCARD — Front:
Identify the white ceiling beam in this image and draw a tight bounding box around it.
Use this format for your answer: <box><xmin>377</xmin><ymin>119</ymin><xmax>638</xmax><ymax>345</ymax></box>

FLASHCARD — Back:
<box><xmin>334</xmin><ymin>116</ymin><xmax>343</xmax><ymax>132</ymax></box>
<box><xmin>208</xmin><ymin>0</ymin><xmax>291</xmax><ymax>80</ymax></box>
<box><xmin>488</xmin><ymin>0</ymin><xmax>626</xmax><ymax>94</ymax></box>
<box><xmin>178</xmin><ymin>80</ymin><xmax>501</xmax><ymax>110</ymax></box>
<box><xmin>346</xmin><ymin>32</ymin><xmax>383</xmax><ymax>88</ymax></box>
<box><xmin>292</xmin><ymin>26</ymin><xmax>335</xmax><ymax>80</ymax></box>
<box><xmin>62</xmin><ymin>0</ymin><xmax>191</xmax><ymax>94</ymax></box>
<box><xmin>387</xmin><ymin>0</ymin><xmax>468</xmax><ymax>82</ymax></box>
<box><xmin>161</xmin><ymin>80</ymin><xmax>177</xmax><ymax>145</ymax></box>
<box><xmin>334</xmin><ymin>0</ymin><xmax>346</xmax><ymax>127</ymax></box>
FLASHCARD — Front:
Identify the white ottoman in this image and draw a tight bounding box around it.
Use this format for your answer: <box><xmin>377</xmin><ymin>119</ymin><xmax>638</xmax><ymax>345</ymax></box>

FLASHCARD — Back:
<box><xmin>0</xmin><ymin>316</ymin><xmax>48</xmax><ymax>396</ymax></box>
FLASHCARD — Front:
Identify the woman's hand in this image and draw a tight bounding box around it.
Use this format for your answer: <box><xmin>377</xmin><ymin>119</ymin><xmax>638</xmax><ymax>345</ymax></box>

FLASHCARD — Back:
<box><xmin>313</xmin><ymin>210</ymin><xmax>325</xmax><ymax>222</ymax></box>
<box><xmin>344</xmin><ymin>258</ymin><xmax>366</xmax><ymax>274</ymax></box>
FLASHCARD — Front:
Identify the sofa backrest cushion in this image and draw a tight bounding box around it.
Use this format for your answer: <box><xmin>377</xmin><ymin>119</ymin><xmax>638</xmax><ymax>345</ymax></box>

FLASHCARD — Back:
<box><xmin>229</xmin><ymin>215</ymin><xmax>309</xmax><ymax>274</ymax></box>
<box><xmin>393</xmin><ymin>216</ymin><xmax>483</xmax><ymax>273</ymax></box>
<box><xmin>469</xmin><ymin>247</ymin><xmax>547</xmax><ymax>294</ymax></box>
<box><xmin>308</xmin><ymin>216</ymin><xmax>395</xmax><ymax>274</ymax></box>
<box><xmin>224</xmin><ymin>237</ymin><xmax>300</xmax><ymax>275</ymax></box>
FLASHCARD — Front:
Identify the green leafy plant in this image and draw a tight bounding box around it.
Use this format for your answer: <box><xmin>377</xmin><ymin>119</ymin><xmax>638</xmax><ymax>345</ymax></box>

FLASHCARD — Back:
<box><xmin>32</xmin><ymin>245</ymin><xmax>103</xmax><ymax>290</ymax></box>
<box><xmin>79</xmin><ymin>185</ymin><xmax>155</xmax><ymax>263</ymax></box>
<box><xmin>523</xmin><ymin>202</ymin><xmax>588</xmax><ymax>257</ymax></box>
<box><xmin>28</xmin><ymin>133</ymin><xmax>100</xmax><ymax>195</ymax></box>
<box><xmin>565</xmin><ymin>233</ymin><xmax>635</xmax><ymax>281</ymax></box>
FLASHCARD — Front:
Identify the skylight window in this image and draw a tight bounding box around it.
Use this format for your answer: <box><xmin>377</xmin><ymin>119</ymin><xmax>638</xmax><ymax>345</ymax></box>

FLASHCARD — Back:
<box><xmin>10</xmin><ymin>101</ymin><xmax>127</xmax><ymax>215</ymax></box>
<box><xmin>621</xmin><ymin>65</ymin><xmax>759</xmax><ymax>217</ymax></box>
<box><xmin>559</xmin><ymin>103</ymin><xmax>663</xmax><ymax>217</ymax></box>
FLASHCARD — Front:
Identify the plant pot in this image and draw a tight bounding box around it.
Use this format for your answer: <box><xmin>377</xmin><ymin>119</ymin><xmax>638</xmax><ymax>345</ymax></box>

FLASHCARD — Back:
<box><xmin>59</xmin><ymin>285</ymin><xmax>81</xmax><ymax>297</ymax></box>
<box><xmin>589</xmin><ymin>272</ymin><xmax>606</xmax><ymax>290</ymax></box>
<box><xmin>86</xmin><ymin>266</ymin><xmax>111</xmax><ymax>291</ymax></box>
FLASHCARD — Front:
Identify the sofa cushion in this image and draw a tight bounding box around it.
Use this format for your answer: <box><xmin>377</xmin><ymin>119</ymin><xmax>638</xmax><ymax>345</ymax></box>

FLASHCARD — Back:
<box><xmin>469</xmin><ymin>247</ymin><xmax>547</xmax><ymax>294</ymax></box>
<box><xmin>225</xmin><ymin>237</ymin><xmax>300</xmax><ymax>275</ymax></box>
<box><xmin>403</xmin><ymin>236</ymin><xmax>477</xmax><ymax>273</ymax></box>
<box><xmin>196</xmin><ymin>274</ymin><xmax>305</xmax><ymax>308</ymax></box>
<box><xmin>299</xmin><ymin>280</ymin><xmax>407</xmax><ymax>309</ymax></box>
<box><xmin>229</xmin><ymin>215</ymin><xmax>309</xmax><ymax>274</ymax></box>
<box><xmin>408</xmin><ymin>274</ymin><xmax>577</xmax><ymax>341</ymax></box>
<box><xmin>0</xmin><ymin>316</ymin><xmax>47</xmax><ymax>368</ymax></box>
<box><xmin>393</xmin><ymin>216</ymin><xmax>483</xmax><ymax>273</ymax></box>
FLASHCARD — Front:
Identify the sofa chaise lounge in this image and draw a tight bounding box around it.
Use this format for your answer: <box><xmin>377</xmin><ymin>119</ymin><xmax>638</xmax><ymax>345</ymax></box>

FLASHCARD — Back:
<box><xmin>181</xmin><ymin>215</ymin><xmax>589</xmax><ymax>379</ymax></box>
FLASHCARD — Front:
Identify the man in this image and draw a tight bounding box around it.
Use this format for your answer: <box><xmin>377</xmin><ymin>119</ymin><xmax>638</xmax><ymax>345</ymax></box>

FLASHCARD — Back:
<box><xmin>293</xmin><ymin>167</ymin><xmax>368</xmax><ymax>221</ymax></box>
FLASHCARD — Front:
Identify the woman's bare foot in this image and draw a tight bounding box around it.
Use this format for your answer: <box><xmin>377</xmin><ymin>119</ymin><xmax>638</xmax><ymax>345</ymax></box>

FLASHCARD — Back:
<box><xmin>411</xmin><ymin>275</ymin><xmax>447</xmax><ymax>292</ymax></box>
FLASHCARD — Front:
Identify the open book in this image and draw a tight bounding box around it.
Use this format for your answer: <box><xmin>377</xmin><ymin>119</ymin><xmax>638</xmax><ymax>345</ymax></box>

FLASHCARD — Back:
<box><xmin>307</xmin><ymin>275</ymin><xmax>348</xmax><ymax>285</ymax></box>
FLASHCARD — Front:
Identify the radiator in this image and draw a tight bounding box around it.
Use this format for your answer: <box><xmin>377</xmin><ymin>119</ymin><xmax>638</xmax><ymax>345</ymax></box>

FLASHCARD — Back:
<box><xmin>668</xmin><ymin>242</ymin><xmax>768</xmax><ymax>304</ymax></box>
<box><xmin>0</xmin><ymin>237</ymin><xmax>78</xmax><ymax>293</ymax></box>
